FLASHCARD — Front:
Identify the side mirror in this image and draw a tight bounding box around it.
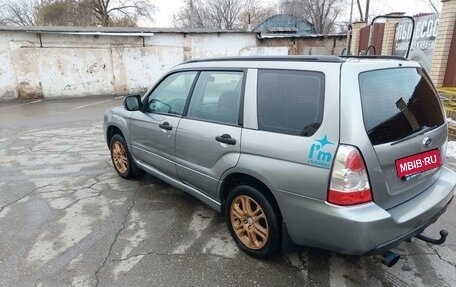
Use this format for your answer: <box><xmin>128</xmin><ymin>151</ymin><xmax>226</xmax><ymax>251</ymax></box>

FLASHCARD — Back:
<box><xmin>124</xmin><ymin>95</ymin><xmax>142</xmax><ymax>111</ymax></box>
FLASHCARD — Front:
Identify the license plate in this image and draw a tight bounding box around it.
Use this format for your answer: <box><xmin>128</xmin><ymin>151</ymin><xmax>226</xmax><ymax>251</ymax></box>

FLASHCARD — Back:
<box><xmin>396</xmin><ymin>149</ymin><xmax>441</xmax><ymax>177</ymax></box>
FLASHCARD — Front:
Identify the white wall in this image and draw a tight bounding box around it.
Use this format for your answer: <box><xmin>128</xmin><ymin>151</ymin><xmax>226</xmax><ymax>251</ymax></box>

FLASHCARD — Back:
<box><xmin>0</xmin><ymin>31</ymin><xmax>288</xmax><ymax>100</ymax></box>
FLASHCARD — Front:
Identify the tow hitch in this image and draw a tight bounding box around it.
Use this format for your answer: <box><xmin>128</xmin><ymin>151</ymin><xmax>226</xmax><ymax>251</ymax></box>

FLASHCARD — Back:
<box><xmin>374</xmin><ymin>229</ymin><xmax>448</xmax><ymax>268</ymax></box>
<box><xmin>415</xmin><ymin>229</ymin><xmax>448</xmax><ymax>245</ymax></box>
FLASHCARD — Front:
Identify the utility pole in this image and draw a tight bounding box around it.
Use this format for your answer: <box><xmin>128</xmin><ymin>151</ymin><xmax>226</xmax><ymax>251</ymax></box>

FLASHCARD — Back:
<box><xmin>346</xmin><ymin>0</ymin><xmax>355</xmax><ymax>55</ymax></box>
<box><xmin>365</xmin><ymin>0</ymin><xmax>370</xmax><ymax>24</ymax></box>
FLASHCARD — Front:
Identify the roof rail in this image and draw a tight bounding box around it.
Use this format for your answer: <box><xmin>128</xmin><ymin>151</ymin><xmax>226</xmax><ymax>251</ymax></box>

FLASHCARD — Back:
<box><xmin>340</xmin><ymin>55</ymin><xmax>409</xmax><ymax>61</ymax></box>
<box><xmin>184</xmin><ymin>55</ymin><xmax>346</xmax><ymax>64</ymax></box>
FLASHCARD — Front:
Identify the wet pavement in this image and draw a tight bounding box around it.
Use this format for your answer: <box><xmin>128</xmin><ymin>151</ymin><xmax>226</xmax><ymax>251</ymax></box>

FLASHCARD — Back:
<box><xmin>0</xmin><ymin>96</ymin><xmax>455</xmax><ymax>287</ymax></box>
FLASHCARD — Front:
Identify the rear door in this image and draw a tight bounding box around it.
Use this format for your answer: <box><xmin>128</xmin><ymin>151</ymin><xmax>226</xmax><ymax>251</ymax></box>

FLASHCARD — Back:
<box><xmin>129</xmin><ymin>71</ymin><xmax>198</xmax><ymax>178</ymax></box>
<box><xmin>175</xmin><ymin>70</ymin><xmax>244</xmax><ymax>199</ymax></box>
<box><xmin>341</xmin><ymin>63</ymin><xmax>447</xmax><ymax>209</ymax></box>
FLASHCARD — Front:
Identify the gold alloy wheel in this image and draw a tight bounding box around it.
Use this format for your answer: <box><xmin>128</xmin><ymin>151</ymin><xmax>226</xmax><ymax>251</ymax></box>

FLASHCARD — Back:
<box><xmin>230</xmin><ymin>195</ymin><xmax>269</xmax><ymax>250</ymax></box>
<box><xmin>112</xmin><ymin>141</ymin><xmax>128</xmax><ymax>174</ymax></box>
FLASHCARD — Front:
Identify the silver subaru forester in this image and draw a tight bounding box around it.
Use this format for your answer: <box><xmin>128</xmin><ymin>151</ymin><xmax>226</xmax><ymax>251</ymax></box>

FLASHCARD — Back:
<box><xmin>104</xmin><ymin>56</ymin><xmax>456</xmax><ymax>264</ymax></box>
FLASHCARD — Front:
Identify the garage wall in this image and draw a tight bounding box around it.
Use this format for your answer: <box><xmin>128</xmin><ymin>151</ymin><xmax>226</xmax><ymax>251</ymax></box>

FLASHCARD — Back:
<box><xmin>0</xmin><ymin>30</ymin><xmax>349</xmax><ymax>100</ymax></box>
<box><xmin>0</xmin><ymin>31</ymin><xmax>290</xmax><ymax>100</ymax></box>
<box><xmin>258</xmin><ymin>36</ymin><xmax>347</xmax><ymax>56</ymax></box>
<box><xmin>0</xmin><ymin>32</ymin><xmax>17</xmax><ymax>100</ymax></box>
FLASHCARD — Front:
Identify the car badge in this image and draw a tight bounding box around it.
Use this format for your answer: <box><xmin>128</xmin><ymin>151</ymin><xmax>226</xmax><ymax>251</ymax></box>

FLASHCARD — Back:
<box><xmin>422</xmin><ymin>137</ymin><xmax>432</xmax><ymax>147</ymax></box>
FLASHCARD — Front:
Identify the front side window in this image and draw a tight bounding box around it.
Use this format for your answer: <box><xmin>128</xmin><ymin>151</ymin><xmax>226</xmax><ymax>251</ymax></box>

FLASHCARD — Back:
<box><xmin>359</xmin><ymin>68</ymin><xmax>445</xmax><ymax>145</ymax></box>
<box><xmin>187</xmin><ymin>71</ymin><xmax>244</xmax><ymax>125</ymax></box>
<box><xmin>147</xmin><ymin>71</ymin><xmax>198</xmax><ymax>115</ymax></box>
<box><xmin>257</xmin><ymin>69</ymin><xmax>325</xmax><ymax>136</ymax></box>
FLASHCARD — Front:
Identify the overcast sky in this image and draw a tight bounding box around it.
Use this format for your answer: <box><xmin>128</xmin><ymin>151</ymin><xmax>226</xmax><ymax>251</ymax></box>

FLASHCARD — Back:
<box><xmin>150</xmin><ymin>0</ymin><xmax>441</xmax><ymax>28</ymax></box>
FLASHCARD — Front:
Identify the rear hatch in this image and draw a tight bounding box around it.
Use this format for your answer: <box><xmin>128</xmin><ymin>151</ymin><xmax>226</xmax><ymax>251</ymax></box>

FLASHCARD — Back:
<box><xmin>345</xmin><ymin>64</ymin><xmax>447</xmax><ymax>209</ymax></box>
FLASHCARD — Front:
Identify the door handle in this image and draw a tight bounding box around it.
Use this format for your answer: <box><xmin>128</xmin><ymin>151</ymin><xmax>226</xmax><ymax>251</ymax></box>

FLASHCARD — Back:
<box><xmin>159</xmin><ymin>122</ymin><xmax>173</xmax><ymax>131</ymax></box>
<box><xmin>215</xmin><ymin>134</ymin><xmax>236</xmax><ymax>145</ymax></box>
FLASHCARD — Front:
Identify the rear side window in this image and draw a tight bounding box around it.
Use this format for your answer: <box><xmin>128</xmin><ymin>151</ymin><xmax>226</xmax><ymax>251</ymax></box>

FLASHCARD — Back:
<box><xmin>257</xmin><ymin>69</ymin><xmax>325</xmax><ymax>136</ymax></box>
<box><xmin>359</xmin><ymin>68</ymin><xmax>444</xmax><ymax>145</ymax></box>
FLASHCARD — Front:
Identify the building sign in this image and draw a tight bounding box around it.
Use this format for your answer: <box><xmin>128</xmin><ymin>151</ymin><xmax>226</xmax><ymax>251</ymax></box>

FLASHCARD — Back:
<box><xmin>393</xmin><ymin>14</ymin><xmax>439</xmax><ymax>71</ymax></box>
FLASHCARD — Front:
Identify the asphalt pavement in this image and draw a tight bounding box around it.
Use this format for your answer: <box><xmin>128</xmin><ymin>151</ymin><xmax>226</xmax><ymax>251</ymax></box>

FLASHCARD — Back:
<box><xmin>0</xmin><ymin>96</ymin><xmax>455</xmax><ymax>287</ymax></box>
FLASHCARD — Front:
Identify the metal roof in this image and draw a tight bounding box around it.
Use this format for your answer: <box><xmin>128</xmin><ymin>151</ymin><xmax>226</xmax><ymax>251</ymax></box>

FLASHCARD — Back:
<box><xmin>33</xmin><ymin>31</ymin><xmax>155</xmax><ymax>37</ymax></box>
<box><xmin>0</xmin><ymin>25</ymin><xmax>347</xmax><ymax>40</ymax></box>
<box><xmin>267</xmin><ymin>27</ymin><xmax>298</xmax><ymax>32</ymax></box>
<box><xmin>0</xmin><ymin>25</ymin><xmax>252</xmax><ymax>34</ymax></box>
<box><xmin>257</xmin><ymin>33</ymin><xmax>347</xmax><ymax>39</ymax></box>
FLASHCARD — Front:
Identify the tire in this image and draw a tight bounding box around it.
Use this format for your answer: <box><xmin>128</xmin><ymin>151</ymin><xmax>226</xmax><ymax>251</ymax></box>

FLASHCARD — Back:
<box><xmin>110</xmin><ymin>134</ymin><xmax>144</xmax><ymax>179</ymax></box>
<box><xmin>225</xmin><ymin>184</ymin><xmax>281</xmax><ymax>259</ymax></box>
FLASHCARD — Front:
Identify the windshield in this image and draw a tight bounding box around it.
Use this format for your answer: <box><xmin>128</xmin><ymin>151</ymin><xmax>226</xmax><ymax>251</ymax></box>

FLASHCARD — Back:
<box><xmin>359</xmin><ymin>67</ymin><xmax>445</xmax><ymax>145</ymax></box>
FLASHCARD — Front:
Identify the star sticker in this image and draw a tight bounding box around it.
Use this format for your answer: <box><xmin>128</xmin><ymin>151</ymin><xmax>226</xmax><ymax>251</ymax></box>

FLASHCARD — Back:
<box><xmin>316</xmin><ymin>136</ymin><xmax>333</xmax><ymax>148</ymax></box>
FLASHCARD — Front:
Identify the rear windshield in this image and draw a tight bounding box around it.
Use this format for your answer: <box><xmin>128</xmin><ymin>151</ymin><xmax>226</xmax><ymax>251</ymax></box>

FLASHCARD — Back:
<box><xmin>359</xmin><ymin>67</ymin><xmax>444</xmax><ymax>145</ymax></box>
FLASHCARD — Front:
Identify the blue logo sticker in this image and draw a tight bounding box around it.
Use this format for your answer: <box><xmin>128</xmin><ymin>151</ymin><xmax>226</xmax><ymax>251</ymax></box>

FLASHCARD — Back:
<box><xmin>308</xmin><ymin>136</ymin><xmax>333</xmax><ymax>168</ymax></box>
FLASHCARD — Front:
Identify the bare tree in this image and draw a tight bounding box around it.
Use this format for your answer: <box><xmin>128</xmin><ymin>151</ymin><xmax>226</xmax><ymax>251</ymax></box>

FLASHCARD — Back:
<box><xmin>238</xmin><ymin>0</ymin><xmax>276</xmax><ymax>30</ymax></box>
<box><xmin>425</xmin><ymin>0</ymin><xmax>439</xmax><ymax>13</ymax></box>
<box><xmin>0</xmin><ymin>0</ymin><xmax>40</xmax><ymax>26</ymax></box>
<box><xmin>205</xmin><ymin>0</ymin><xmax>242</xmax><ymax>29</ymax></box>
<box><xmin>38</xmin><ymin>0</ymin><xmax>97</xmax><ymax>26</ymax></box>
<box><xmin>364</xmin><ymin>0</ymin><xmax>369</xmax><ymax>23</ymax></box>
<box><xmin>87</xmin><ymin>0</ymin><xmax>154</xmax><ymax>26</ymax></box>
<box><xmin>354</xmin><ymin>0</ymin><xmax>372</xmax><ymax>22</ymax></box>
<box><xmin>172</xmin><ymin>0</ymin><xmax>275</xmax><ymax>30</ymax></box>
<box><xmin>356</xmin><ymin>0</ymin><xmax>364</xmax><ymax>21</ymax></box>
<box><xmin>171</xmin><ymin>0</ymin><xmax>208</xmax><ymax>28</ymax></box>
<box><xmin>0</xmin><ymin>0</ymin><xmax>155</xmax><ymax>27</ymax></box>
<box><xmin>281</xmin><ymin>0</ymin><xmax>347</xmax><ymax>34</ymax></box>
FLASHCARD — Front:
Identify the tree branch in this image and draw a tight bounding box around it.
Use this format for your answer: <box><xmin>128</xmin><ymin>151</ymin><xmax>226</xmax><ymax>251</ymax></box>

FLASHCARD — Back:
<box><xmin>356</xmin><ymin>0</ymin><xmax>363</xmax><ymax>21</ymax></box>
<box><xmin>107</xmin><ymin>5</ymin><xmax>137</xmax><ymax>14</ymax></box>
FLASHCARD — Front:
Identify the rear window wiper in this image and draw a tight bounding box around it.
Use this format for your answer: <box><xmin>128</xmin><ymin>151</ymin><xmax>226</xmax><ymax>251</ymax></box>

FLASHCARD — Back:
<box><xmin>390</xmin><ymin>125</ymin><xmax>437</xmax><ymax>146</ymax></box>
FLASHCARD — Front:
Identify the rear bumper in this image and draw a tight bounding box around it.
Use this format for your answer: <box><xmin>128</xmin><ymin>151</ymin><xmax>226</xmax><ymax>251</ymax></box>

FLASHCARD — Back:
<box><xmin>364</xmin><ymin>195</ymin><xmax>452</xmax><ymax>255</ymax></box>
<box><xmin>275</xmin><ymin>166</ymin><xmax>456</xmax><ymax>255</ymax></box>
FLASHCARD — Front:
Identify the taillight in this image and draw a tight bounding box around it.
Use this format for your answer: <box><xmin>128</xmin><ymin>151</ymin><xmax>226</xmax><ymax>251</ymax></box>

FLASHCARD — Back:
<box><xmin>328</xmin><ymin>145</ymin><xmax>373</xmax><ymax>206</ymax></box>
